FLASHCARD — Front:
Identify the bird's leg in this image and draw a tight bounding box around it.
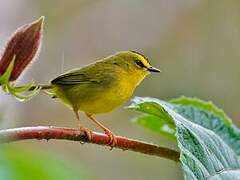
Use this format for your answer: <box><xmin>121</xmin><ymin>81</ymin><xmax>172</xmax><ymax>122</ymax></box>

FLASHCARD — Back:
<box><xmin>85</xmin><ymin>113</ymin><xmax>117</xmax><ymax>147</ymax></box>
<box><xmin>74</xmin><ymin>111</ymin><xmax>92</xmax><ymax>141</ymax></box>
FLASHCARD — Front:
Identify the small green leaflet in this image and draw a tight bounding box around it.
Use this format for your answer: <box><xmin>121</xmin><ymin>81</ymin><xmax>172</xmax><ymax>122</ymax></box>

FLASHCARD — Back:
<box><xmin>129</xmin><ymin>97</ymin><xmax>240</xmax><ymax>180</ymax></box>
<box><xmin>0</xmin><ymin>56</ymin><xmax>41</xmax><ymax>101</ymax></box>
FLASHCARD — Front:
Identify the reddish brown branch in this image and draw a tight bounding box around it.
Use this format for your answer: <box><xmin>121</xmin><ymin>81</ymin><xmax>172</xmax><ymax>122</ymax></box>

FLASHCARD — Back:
<box><xmin>0</xmin><ymin>126</ymin><xmax>179</xmax><ymax>161</ymax></box>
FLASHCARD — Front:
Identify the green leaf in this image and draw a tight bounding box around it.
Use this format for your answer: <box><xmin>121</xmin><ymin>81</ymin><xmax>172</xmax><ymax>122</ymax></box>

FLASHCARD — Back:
<box><xmin>130</xmin><ymin>96</ymin><xmax>240</xmax><ymax>155</ymax></box>
<box><xmin>6</xmin><ymin>82</ymin><xmax>41</xmax><ymax>102</ymax></box>
<box><xmin>170</xmin><ymin>96</ymin><xmax>232</xmax><ymax>125</ymax></box>
<box><xmin>170</xmin><ymin>97</ymin><xmax>240</xmax><ymax>155</ymax></box>
<box><xmin>0</xmin><ymin>56</ymin><xmax>15</xmax><ymax>85</ymax></box>
<box><xmin>128</xmin><ymin>97</ymin><xmax>175</xmax><ymax>139</ymax></box>
<box><xmin>129</xmin><ymin>98</ymin><xmax>174</xmax><ymax>124</ymax></box>
<box><xmin>0</xmin><ymin>145</ymin><xmax>89</xmax><ymax>180</ymax></box>
<box><xmin>130</xmin><ymin>97</ymin><xmax>240</xmax><ymax>180</ymax></box>
<box><xmin>133</xmin><ymin>115</ymin><xmax>176</xmax><ymax>139</ymax></box>
<box><xmin>0</xmin><ymin>56</ymin><xmax>41</xmax><ymax>101</ymax></box>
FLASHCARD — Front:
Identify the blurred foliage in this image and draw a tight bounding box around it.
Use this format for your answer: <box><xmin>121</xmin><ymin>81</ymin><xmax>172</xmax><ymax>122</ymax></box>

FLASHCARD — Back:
<box><xmin>130</xmin><ymin>97</ymin><xmax>240</xmax><ymax>180</ymax></box>
<box><xmin>0</xmin><ymin>145</ymin><xmax>89</xmax><ymax>180</ymax></box>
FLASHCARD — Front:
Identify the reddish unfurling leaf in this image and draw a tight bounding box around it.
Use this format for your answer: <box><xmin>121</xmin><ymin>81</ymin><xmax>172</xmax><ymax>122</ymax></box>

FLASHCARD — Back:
<box><xmin>0</xmin><ymin>16</ymin><xmax>44</xmax><ymax>81</ymax></box>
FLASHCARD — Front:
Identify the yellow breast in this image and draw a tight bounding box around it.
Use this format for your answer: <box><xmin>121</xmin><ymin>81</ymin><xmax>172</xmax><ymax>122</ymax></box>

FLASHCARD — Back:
<box><xmin>78</xmin><ymin>73</ymin><xmax>142</xmax><ymax>114</ymax></box>
<box><xmin>53</xmin><ymin>68</ymin><xmax>148</xmax><ymax>115</ymax></box>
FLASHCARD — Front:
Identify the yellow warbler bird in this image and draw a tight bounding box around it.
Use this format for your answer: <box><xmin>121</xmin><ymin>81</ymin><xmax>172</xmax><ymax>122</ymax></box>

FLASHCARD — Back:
<box><xmin>40</xmin><ymin>51</ymin><xmax>160</xmax><ymax>145</ymax></box>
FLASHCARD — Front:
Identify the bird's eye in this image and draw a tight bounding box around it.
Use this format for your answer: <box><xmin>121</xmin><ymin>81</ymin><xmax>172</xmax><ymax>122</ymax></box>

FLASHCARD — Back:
<box><xmin>135</xmin><ymin>59</ymin><xmax>144</xmax><ymax>68</ymax></box>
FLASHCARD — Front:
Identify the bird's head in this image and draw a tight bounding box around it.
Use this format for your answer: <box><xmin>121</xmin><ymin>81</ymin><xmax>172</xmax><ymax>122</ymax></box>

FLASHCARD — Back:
<box><xmin>110</xmin><ymin>51</ymin><xmax>160</xmax><ymax>85</ymax></box>
<box><xmin>114</xmin><ymin>50</ymin><xmax>161</xmax><ymax>75</ymax></box>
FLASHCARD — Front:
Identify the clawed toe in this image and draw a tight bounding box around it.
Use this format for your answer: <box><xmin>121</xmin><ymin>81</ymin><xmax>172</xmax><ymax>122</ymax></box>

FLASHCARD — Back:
<box><xmin>104</xmin><ymin>129</ymin><xmax>117</xmax><ymax>148</ymax></box>
<box><xmin>79</xmin><ymin>126</ymin><xmax>92</xmax><ymax>141</ymax></box>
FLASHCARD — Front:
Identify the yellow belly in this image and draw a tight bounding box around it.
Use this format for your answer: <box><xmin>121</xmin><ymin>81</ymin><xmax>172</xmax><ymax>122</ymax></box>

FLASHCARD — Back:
<box><xmin>53</xmin><ymin>79</ymin><xmax>136</xmax><ymax>114</ymax></box>
<box><xmin>79</xmin><ymin>86</ymin><xmax>132</xmax><ymax>114</ymax></box>
<box><xmin>52</xmin><ymin>68</ymin><xmax>147</xmax><ymax>115</ymax></box>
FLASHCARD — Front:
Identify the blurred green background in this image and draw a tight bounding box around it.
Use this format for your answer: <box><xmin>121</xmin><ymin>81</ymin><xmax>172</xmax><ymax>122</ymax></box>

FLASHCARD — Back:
<box><xmin>0</xmin><ymin>0</ymin><xmax>240</xmax><ymax>179</ymax></box>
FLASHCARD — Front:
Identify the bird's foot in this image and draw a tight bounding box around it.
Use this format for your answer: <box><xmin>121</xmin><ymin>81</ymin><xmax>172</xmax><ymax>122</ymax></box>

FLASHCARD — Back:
<box><xmin>79</xmin><ymin>125</ymin><xmax>92</xmax><ymax>141</ymax></box>
<box><xmin>103</xmin><ymin>128</ymin><xmax>117</xmax><ymax>149</ymax></box>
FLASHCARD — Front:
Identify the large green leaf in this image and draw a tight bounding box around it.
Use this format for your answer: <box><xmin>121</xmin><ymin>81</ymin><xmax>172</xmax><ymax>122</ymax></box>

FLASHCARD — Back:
<box><xmin>129</xmin><ymin>97</ymin><xmax>240</xmax><ymax>180</ymax></box>
<box><xmin>130</xmin><ymin>96</ymin><xmax>240</xmax><ymax>155</ymax></box>
<box><xmin>170</xmin><ymin>97</ymin><xmax>240</xmax><ymax>155</ymax></box>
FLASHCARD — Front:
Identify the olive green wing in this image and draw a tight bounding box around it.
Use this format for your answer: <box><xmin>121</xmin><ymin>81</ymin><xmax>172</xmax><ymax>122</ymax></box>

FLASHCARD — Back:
<box><xmin>51</xmin><ymin>58</ymin><xmax>117</xmax><ymax>86</ymax></box>
<box><xmin>51</xmin><ymin>70</ymin><xmax>100</xmax><ymax>85</ymax></box>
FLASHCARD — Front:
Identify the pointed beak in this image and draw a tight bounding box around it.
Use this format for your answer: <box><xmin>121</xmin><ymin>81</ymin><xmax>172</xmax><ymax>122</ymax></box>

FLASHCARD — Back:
<box><xmin>147</xmin><ymin>66</ymin><xmax>161</xmax><ymax>73</ymax></box>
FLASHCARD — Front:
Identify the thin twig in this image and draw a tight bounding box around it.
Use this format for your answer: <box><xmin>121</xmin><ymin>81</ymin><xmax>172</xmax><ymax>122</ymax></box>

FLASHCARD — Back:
<box><xmin>0</xmin><ymin>126</ymin><xmax>180</xmax><ymax>162</ymax></box>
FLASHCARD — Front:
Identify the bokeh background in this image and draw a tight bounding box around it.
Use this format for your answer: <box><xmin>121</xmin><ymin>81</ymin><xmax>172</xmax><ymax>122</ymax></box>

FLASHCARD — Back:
<box><xmin>0</xmin><ymin>0</ymin><xmax>240</xmax><ymax>179</ymax></box>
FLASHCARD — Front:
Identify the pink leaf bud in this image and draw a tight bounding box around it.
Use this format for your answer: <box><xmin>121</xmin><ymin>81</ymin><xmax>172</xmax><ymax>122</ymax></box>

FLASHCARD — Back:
<box><xmin>0</xmin><ymin>16</ymin><xmax>44</xmax><ymax>81</ymax></box>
